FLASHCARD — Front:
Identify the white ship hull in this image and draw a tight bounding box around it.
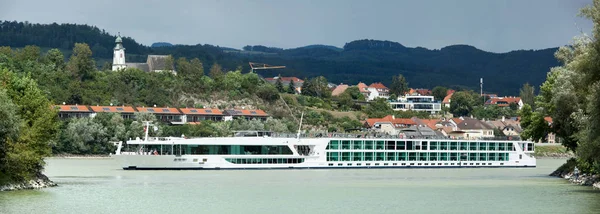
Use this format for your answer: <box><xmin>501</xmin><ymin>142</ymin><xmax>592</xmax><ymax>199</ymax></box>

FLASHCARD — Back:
<box><xmin>113</xmin><ymin>136</ymin><xmax>536</xmax><ymax>170</ymax></box>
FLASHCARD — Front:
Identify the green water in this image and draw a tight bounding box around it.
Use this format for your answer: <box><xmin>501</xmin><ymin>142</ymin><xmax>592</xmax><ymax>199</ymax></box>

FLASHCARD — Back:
<box><xmin>0</xmin><ymin>158</ymin><xmax>598</xmax><ymax>214</ymax></box>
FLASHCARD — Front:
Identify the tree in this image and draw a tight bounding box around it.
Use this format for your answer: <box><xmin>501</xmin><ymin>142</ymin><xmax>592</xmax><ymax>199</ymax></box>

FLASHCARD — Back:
<box><xmin>275</xmin><ymin>76</ymin><xmax>285</xmax><ymax>93</ymax></box>
<box><xmin>432</xmin><ymin>86</ymin><xmax>448</xmax><ymax>101</ymax></box>
<box><xmin>256</xmin><ymin>84</ymin><xmax>280</xmax><ymax>102</ymax></box>
<box><xmin>43</xmin><ymin>48</ymin><xmax>65</xmax><ymax>70</ymax></box>
<box><xmin>520</xmin><ymin>83</ymin><xmax>535</xmax><ymax>109</ymax></box>
<box><xmin>449</xmin><ymin>91</ymin><xmax>476</xmax><ymax>117</ymax></box>
<box><xmin>287</xmin><ymin>78</ymin><xmax>296</xmax><ymax>94</ymax></box>
<box><xmin>0</xmin><ymin>89</ymin><xmax>21</xmax><ymax>184</ymax></box>
<box><xmin>0</xmin><ymin>68</ymin><xmax>59</xmax><ymax>182</ymax></box>
<box><xmin>302</xmin><ymin>76</ymin><xmax>331</xmax><ymax>98</ymax></box>
<box><xmin>390</xmin><ymin>74</ymin><xmax>409</xmax><ymax>96</ymax></box>
<box><xmin>365</xmin><ymin>98</ymin><xmax>393</xmax><ymax>118</ymax></box>
<box><xmin>66</xmin><ymin>43</ymin><xmax>95</xmax><ymax>81</ymax></box>
<box><xmin>209</xmin><ymin>63</ymin><xmax>224</xmax><ymax>82</ymax></box>
<box><xmin>509</xmin><ymin>102</ymin><xmax>518</xmax><ymax>111</ymax></box>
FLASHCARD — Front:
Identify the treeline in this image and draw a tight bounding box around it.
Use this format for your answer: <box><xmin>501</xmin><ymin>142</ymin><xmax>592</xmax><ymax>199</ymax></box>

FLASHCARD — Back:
<box><xmin>0</xmin><ymin>20</ymin><xmax>560</xmax><ymax>95</ymax></box>
<box><xmin>520</xmin><ymin>0</ymin><xmax>600</xmax><ymax>174</ymax></box>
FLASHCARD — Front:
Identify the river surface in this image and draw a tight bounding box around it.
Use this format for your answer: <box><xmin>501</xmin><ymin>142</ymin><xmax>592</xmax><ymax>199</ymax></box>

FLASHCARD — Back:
<box><xmin>1</xmin><ymin>158</ymin><xmax>599</xmax><ymax>214</ymax></box>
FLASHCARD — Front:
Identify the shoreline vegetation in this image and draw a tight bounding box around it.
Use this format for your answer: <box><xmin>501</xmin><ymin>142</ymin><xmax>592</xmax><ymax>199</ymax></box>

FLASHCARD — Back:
<box><xmin>551</xmin><ymin>159</ymin><xmax>600</xmax><ymax>190</ymax></box>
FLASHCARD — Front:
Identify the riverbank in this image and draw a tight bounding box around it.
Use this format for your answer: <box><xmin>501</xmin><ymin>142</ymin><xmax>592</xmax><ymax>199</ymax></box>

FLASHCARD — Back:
<box><xmin>550</xmin><ymin>158</ymin><xmax>600</xmax><ymax>190</ymax></box>
<box><xmin>0</xmin><ymin>173</ymin><xmax>57</xmax><ymax>192</ymax></box>
<box><xmin>534</xmin><ymin>144</ymin><xmax>574</xmax><ymax>158</ymax></box>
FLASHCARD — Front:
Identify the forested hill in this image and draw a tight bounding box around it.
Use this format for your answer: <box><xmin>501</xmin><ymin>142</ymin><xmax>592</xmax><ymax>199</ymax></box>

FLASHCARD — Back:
<box><xmin>0</xmin><ymin>21</ymin><xmax>560</xmax><ymax>95</ymax></box>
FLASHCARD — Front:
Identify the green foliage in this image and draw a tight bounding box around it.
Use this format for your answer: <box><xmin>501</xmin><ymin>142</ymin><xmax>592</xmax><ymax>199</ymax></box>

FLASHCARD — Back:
<box><xmin>0</xmin><ymin>68</ymin><xmax>59</xmax><ymax>183</ymax></box>
<box><xmin>66</xmin><ymin>43</ymin><xmax>95</xmax><ymax>81</ymax></box>
<box><xmin>449</xmin><ymin>91</ymin><xmax>480</xmax><ymax>117</ymax></box>
<box><xmin>472</xmin><ymin>105</ymin><xmax>517</xmax><ymax>120</ymax></box>
<box><xmin>519</xmin><ymin>83</ymin><xmax>535</xmax><ymax>109</ymax></box>
<box><xmin>301</xmin><ymin>76</ymin><xmax>331</xmax><ymax>99</ymax></box>
<box><xmin>275</xmin><ymin>76</ymin><xmax>285</xmax><ymax>93</ymax></box>
<box><xmin>286</xmin><ymin>78</ymin><xmax>296</xmax><ymax>94</ymax></box>
<box><xmin>393</xmin><ymin>110</ymin><xmax>431</xmax><ymax>119</ymax></box>
<box><xmin>431</xmin><ymin>86</ymin><xmax>448</xmax><ymax>101</ymax></box>
<box><xmin>256</xmin><ymin>84</ymin><xmax>280</xmax><ymax>102</ymax></box>
<box><xmin>365</xmin><ymin>98</ymin><xmax>393</xmax><ymax>118</ymax></box>
<box><xmin>390</xmin><ymin>74</ymin><xmax>409</xmax><ymax>96</ymax></box>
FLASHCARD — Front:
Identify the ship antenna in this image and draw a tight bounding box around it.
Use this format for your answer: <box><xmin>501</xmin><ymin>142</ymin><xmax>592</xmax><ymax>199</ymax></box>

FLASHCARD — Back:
<box><xmin>297</xmin><ymin>111</ymin><xmax>304</xmax><ymax>140</ymax></box>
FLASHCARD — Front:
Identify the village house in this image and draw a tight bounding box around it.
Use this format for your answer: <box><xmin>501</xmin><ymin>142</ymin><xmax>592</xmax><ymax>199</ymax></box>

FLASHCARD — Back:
<box><xmin>356</xmin><ymin>82</ymin><xmax>371</xmax><ymax>98</ymax></box>
<box><xmin>363</xmin><ymin>115</ymin><xmax>417</xmax><ymax>135</ymax></box>
<box><xmin>366</xmin><ymin>82</ymin><xmax>390</xmax><ymax>101</ymax></box>
<box><xmin>264</xmin><ymin>76</ymin><xmax>304</xmax><ymax>94</ymax></box>
<box><xmin>487</xmin><ymin>116</ymin><xmax>522</xmax><ymax>137</ymax></box>
<box><xmin>179</xmin><ymin>108</ymin><xmax>224</xmax><ymax>124</ymax></box>
<box><xmin>407</xmin><ymin>88</ymin><xmax>432</xmax><ymax>96</ymax></box>
<box><xmin>447</xmin><ymin>118</ymin><xmax>495</xmax><ymax>139</ymax></box>
<box><xmin>331</xmin><ymin>84</ymin><xmax>349</xmax><ymax>96</ymax></box>
<box><xmin>55</xmin><ymin>105</ymin><xmax>92</xmax><ymax>120</ymax></box>
<box><xmin>89</xmin><ymin>105</ymin><xmax>137</xmax><ymax>119</ymax></box>
<box><xmin>485</xmin><ymin>96</ymin><xmax>524</xmax><ymax>109</ymax></box>
<box><xmin>442</xmin><ymin>90</ymin><xmax>455</xmax><ymax>108</ymax></box>
<box><xmin>223</xmin><ymin>109</ymin><xmax>269</xmax><ymax>121</ymax></box>
<box><xmin>136</xmin><ymin>106</ymin><xmax>183</xmax><ymax>124</ymax></box>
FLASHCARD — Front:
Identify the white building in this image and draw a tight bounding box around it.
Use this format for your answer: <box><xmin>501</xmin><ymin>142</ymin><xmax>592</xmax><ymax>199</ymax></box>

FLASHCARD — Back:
<box><xmin>390</xmin><ymin>95</ymin><xmax>442</xmax><ymax>114</ymax></box>
<box><xmin>112</xmin><ymin>35</ymin><xmax>127</xmax><ymax>71</ymax></box>
<box><xmin>366</xmin><ymin>82</ymin><xmax>390</xmax><ymax>101</ymax></box>
<box><xmin>112</xmin><ymin>34</ymin><xmax>175</xmax><ymax>73</ymax></box>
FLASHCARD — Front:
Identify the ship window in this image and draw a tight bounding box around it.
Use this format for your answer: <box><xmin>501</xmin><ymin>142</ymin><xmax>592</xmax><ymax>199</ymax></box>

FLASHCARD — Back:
<box><xmin>357</xmin><ymin>163</ymin><xmax>362</xmax><ymax>166</ymax></box>
<box><xmin>364</xmin><ymin>152</ymin><xmax>374</xmax><ymax>161</ymax></box>
<box><xmin>365</xmin><ymin>141</ymin><xmax>374</xmax><ymax>150</ymax></box>
<box><xmin>342</xmin><ymin>140</ymin><xmax>351</xmax><ymax>150</ymax></box>
<box><xmin>419</xmin><ymin>153</ymin><xmax>427</xmax><ymax>161</ymax></box>
<box><xmin>479</xmin><ymin>142</ymin><xmax>487</xmax><ymax>151</ymax></box>
<box><xmin>375</xmin><ymin>163</ymin><xmax>380</xmax><ymax>166</ymax></box>
<box><xmin>450</xmin><ymin>142</ymin><xmax>458</xmax><ymax>150</ymax></box>
<box><xmin>417</xmin><ymin>163</ymin><xmax>422</xmax><ymax>166</ymax></box>
<box><xmin>479</xmin><ymin>153</ymin><xmax>487</xmax><ymax>161</ymax></box>
<box><xmin>337</xmin><ymin>163</ymin><xmax>343</xmax><ymax>166</ymax></box>
<box><xmin>386</xmin><ymin>152</ymin><xmax>395</xmax><ymax>161</ymax></box>
<box><xmin>393</xmin><ymin>163</ymin><xmax>397</xmax><ymax>166</ymax></box>
<box><xmin>408</xmin><ymin>152</ymin><xmax>417</xmax><ymax>161</ymax></box>
<box><xmin>396</xmin><ymin>141</ymin><xmax>405</xmax><ymax>150</ymax></box>
<box><xmin>429</xmin><ymin>152</ymin><xmax>438</xmax><ymax>161</ymax></box>
<box><xmin>451</xmin><ymin>163</ymin><xmax>455</xmax><ymax>166</ymax></box>
<box><xmin>347</xmin><ymin>163</ymin><xmax>352</xmax><ymax>166</ymax></box>
<box><xmin>353</xmin><ymin>152</ymin><xmax>363</xmax><ymax>161</ymax></box>
<box><xmin>376</xmin><ymin>152</ymin><xmax>385</xmax><ymax>161</ymax></box>
<box><xmin>376</xmin><ymin>141</ymin><xmax>385</xmax><ymax>150</ymax></box>
<box><xmin>430</xmin><ymin>141</ymin><xmax>438</xmax><ymax>150</ymax></box>
<box><xmin>469</xmin><ymin>142</ymin><xmax>477</xmax><ymax>151</ymax></box>
<box><xmin>424</xmin><ymin>163</ymin><xmax>429</xmax><ymax>166</ymax></box>
<box><xmin>342</xmin><ymin>152</ymin><xmax>351</xmax><ymax>161</ymax></box>
<box><xmin>402</xmin><ymin>163</ymin><xmax>407</xmax><ymax>166</ymax></box>
<box><xmin>386</xmin><ymin>141</ymin><xmax>395</xmax><ymax>150</ymax></box>
<box><xmin>488</xmin><ymin>142</ymin><xmax>496</xmax><ymax>151</ymax></box>
<box><xmin>460</xmin><ymin>142</ymin><xmax>468</xmax><ymax>150</ymax></box>
<box><xmin>366</xmin><ymin>163</ymin><xmax>371</xmax><ymax>166</ymax></box>
<box><xmin>328</xmin><ymin>163</ymin><xmax>334</xmax><ymax>166</ymax></box>
<box><xmin>519</xmin><ymin>154</ymin><xmax>522</xmax><ymax>159</ymax></box>
<box><xmin>352</xmin><ymin>140</ymin><xmax>363</xmax><ymax>149</ymax></box>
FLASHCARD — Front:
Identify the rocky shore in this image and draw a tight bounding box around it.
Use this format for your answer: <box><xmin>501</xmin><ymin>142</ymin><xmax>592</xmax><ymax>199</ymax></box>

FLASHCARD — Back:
<box><xmin>0</xmin><ymin>173</ymin><xmax>57</xmax><ymax>192</ymax></box>
<box><xmin>550</xmin><ymin>164</ymin><xmax>600</xmax><ymax>190</ymax></box>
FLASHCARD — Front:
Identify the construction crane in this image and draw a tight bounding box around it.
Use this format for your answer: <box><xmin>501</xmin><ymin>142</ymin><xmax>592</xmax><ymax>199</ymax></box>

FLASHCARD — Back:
<box><xmin>249</xmin><ymin>62</ymin><xmax>286</xmax><ymax>73</ymax></box>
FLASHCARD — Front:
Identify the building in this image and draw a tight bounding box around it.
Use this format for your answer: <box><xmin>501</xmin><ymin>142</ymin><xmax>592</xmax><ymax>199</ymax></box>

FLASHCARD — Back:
<box><xmin>223</xmin><ymin>109</ymin><xmax>269</xmax><ymax>121</ymax></box>
<box><xmin>331</xmin><ymin>84</ymin><xmax>349</xmax><ymax>96</ymax></box>
<box><xmin>136</xmin><ymin>107</ymin><xmax>183</xmax><ymax>124</ymax></box>
<box><xmin>89</xmin><ymin>105</ymin><xmax>137</xmax><ymax>119</ymax></box>
<box><xmin>442</xmin><ymin>92</ymin><xmax>454</xmax><ymax>108</ymax></box>
<box><xmin>408</xmin><ymin>88</ymin><xmax>432</xmax><ymax>96</ymax></box>
<box><xmin>367</xmin><ymin>82</ymin><xmax>390</xmax><ymax>101</ymax></box>
<box><xmin>389</xmin><ymin>95</ymin><xmax>442</xmax><ymax>114</ymax></box>
<box><xmin>264</xmin><ymin>76</ymin><xmax>304</xmax><ymax>93</ymax></box>
<box><xmin>356</xmin><ymin>82</ymin><xmax>371</xmax><ymax>98</ymax></box>
<box><xmin>485</xmin><ymin>96</ymin><xmax>524</xmax><ymax>109</ymax></box>
<box><xmin>487</xmin><ymin>117</ymin><xmax>522</xmax><ymax>137</ymax></box>
<box><xmin>112</xmin><ymin>34</ymin><xmax>174</xmax><ymax>73</ymax></box>
<box><xmin>448</xmin><ymin>118</ymin><xmax>495</xmax><ymax>139</ymax></box>
<box><xmin>55</xmin><ymin>105</ymin><xmax>92</xmax><ymax>119</ymax></box>
<box><xmin>179</xmin><ymin>108</ymin><xmax>224</xmax><ymax>123</ymax></box>
<box><xmin>364</xmin><ymin>115</ymin><xmax>417</xmax><ymax>135</ymax></box>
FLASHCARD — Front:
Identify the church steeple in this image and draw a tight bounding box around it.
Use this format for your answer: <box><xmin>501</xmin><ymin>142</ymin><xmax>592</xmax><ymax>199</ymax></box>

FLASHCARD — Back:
<box><xmin>112</xmin><ymin>32</ymin><xmax>127</xmax><ymax>71</ymax></box>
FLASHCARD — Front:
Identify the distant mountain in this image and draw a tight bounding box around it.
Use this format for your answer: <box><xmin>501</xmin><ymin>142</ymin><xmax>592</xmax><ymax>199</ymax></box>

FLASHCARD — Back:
<box><xmin>151</xmin><ymin>42</ymin><xmax>173</xmax><ymax>48</ymax></box>
<box><xmin>0</xmin><ymin>21</ymin><xmax>560</xmax><ymax>95</ymax></box>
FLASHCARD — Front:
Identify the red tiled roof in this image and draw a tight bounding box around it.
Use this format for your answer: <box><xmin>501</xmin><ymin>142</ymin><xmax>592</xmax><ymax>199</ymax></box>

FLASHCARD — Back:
<box><xmin>179</xmin><ymin>108</ymin><xmax>223</xmax><ymax>115</ymax></box>
<box><xmin>89</xmin><ymin>106</ymin><xmax>136</xmax><ymax>113</ymax></box>
<box><xmin>368</xmin><ymin>82</ymin><xmax>388</xmax><ymax>89</ymax></box>
<box><xmin>486</xmin><ymin>97</ymin><xmax>522</xmax><ymax>107</ymax></box>
<box><xmin>412</xmin><ymin>88</ymin><xmax>432</xmax><ymax>96</ymax></box>
<box><xmin>450</xmin><ymin>117</ymin><xmax>463</xmax><ymax>124</ymax></box>
<box><xmin>544</xmin><ymin>117</ymin><xmax>553</xmax><ymax>124</ymax></box>
<box><xmin>331</xmin><ymin>84</ymin><xmax>349</xmax><ymax>96</ymax></box>
<box><xmin>357</xmin><ymin>82</ymin><xmax>370</xmax><ymax>93</ymax></box>
<box><xmin>365</xmin><ymin>115</ymin><xmax>416</xmax><ymax>127</ymax></box>
<box><xmin>136</xmin><ymin>107</ymin><xmax>181</xmax><ymax>114</ymax></box>
<box><xmin>443</xmin><ymin>93</ymin><xmax>453</xmax><ymax>104</ymax></box>
<box><xmin>446</xmin><ymin>89</ymin><xmax>455</xmax><ymax>96</ymax></box>
<box><xmin>226</xmin><ymin>109</ymin><xmax>269</xmax><ymax>116</ymax></box>
<box><xmin>54</xmin><ymin>105</ymin><xmax>91</xmax><ymax>112</ymax></box>
<box><xmin>417</xmin><ymin>119</ymin><xmax>441</xmax><ymax>130</ymax></box>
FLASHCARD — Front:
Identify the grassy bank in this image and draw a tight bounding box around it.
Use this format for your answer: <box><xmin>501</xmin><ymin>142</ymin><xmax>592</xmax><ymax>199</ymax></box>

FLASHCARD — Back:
<box><xmin>534</xmin><ymin>144</ymin><xmax>573</xmax><ymax>158</ymax></box>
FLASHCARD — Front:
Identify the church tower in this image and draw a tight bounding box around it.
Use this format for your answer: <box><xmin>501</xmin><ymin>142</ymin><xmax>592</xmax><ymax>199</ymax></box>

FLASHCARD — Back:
<box><xmin>112</xmin><ymin>33</ymin><xmax>127</xmax><ymax>71</ymax></box>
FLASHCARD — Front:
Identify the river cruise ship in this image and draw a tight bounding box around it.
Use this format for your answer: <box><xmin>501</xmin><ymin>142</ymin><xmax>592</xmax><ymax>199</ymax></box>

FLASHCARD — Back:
<box><xmin>113</xmin><ymin>131</ymin><xmax>536</xmax><ymax>170</ymax></box>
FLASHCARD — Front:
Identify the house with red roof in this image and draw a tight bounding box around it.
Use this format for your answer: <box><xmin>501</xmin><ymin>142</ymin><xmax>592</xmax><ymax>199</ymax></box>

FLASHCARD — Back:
<box><xmin>442</xmin><ymin>92</ymin><xmax>453</xmax><ymax>108</ymax></box>
<box><xmin>485</xmin><ymin>96</ymin><xmax>523</xmax><ymax>109</ymax></box>
<box><xmin>356</xmin><ymin>82</ymin><xmax>371</xmax><ymax>98</ymax></box>
<box><xmin>54</xmin><ymin>105</ymin><xmax>92</xmax><ymax>119</ymax></box>
<box><xmin>136</xmin><ymin>106</ymin><xmax>183</xmax><ymax>124</ymax></box>
<box><xmin>89</xmin><ymin>105</ymin><xmax>137</xmax><ymax>119</ymax></box>
<box><xmin>364</xmin><ymin>115</ymin><xmax>417</xmax><ymax>135</ymax></box>
<box><xmin>408</xmin><ymin>88</ymin><xmax>432</xmax><ymax>96</ymax></box>
<box><xmin>331</xmin><ymin>84</ymin><xmax>349</xmax><ymax>96</ymax></box>
<box><xmin>179</xmin><ymin>108</ymin><xmax>224</xmax><ymax>123</ymax></box>
<box><xmin>223</xmin><ymin>109</ymin><xmax>269</xmax><ymax>121</ymax></box>
<box><xmin>366</xmin><ymin>82</ymin><xmax>390</xmax><ymax>101</ymax></box>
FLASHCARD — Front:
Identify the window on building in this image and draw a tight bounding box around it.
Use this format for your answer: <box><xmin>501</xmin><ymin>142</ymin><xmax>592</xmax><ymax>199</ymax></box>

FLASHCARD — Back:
<box><xmin>70</xmin><ymin>106</ymin><xmax>79</xmax><ymax>110</ymax></box>
<box><xmin>147</xmin><ymin>109</ymin><xmax>155</xmax><ymax>112</ymax></box>
<box><xmin>190</xmin><ymin>109</ymin><xmax>198</xmax><ymax>113</ymax></box>
<box><xmin>102</xmin><ymin>107</ymin><xmax>110</xmax><ymax>111</ymax></box>
<box><xmin>116</xmin><ymin>107</ymin><xmax>124</xmax><ymax>111</ymax></box>
<box><xmin>205</xmin><ymin>110</ymin><xmax>212</xmax><ymax>113</ymax></box>
<box><xmin>162</xmin><ymin>108</ymin><xmax>170</xmax><ymax>112</ymax></box>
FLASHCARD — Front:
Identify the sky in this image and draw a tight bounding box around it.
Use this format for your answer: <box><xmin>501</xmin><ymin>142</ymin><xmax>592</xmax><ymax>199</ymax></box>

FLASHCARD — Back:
<box><xmin>0</xmin><ymin>0</ymin><xmax>594</xmax><ymax>53</ymax></box>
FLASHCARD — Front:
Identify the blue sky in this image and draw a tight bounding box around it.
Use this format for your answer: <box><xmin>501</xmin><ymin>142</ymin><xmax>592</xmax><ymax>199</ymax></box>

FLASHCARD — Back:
<box><xmin>0</xmin><ymin>0</ymin><xmax>593</xmax><ymax>52</ymax></box>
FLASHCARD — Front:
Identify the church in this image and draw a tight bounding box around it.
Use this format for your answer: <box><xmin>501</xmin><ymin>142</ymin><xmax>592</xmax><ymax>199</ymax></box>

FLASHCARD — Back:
<box><xmin>111</xmin><ymin>34</ymin><xmax>175</xmax><ymax>73</ymax></box>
